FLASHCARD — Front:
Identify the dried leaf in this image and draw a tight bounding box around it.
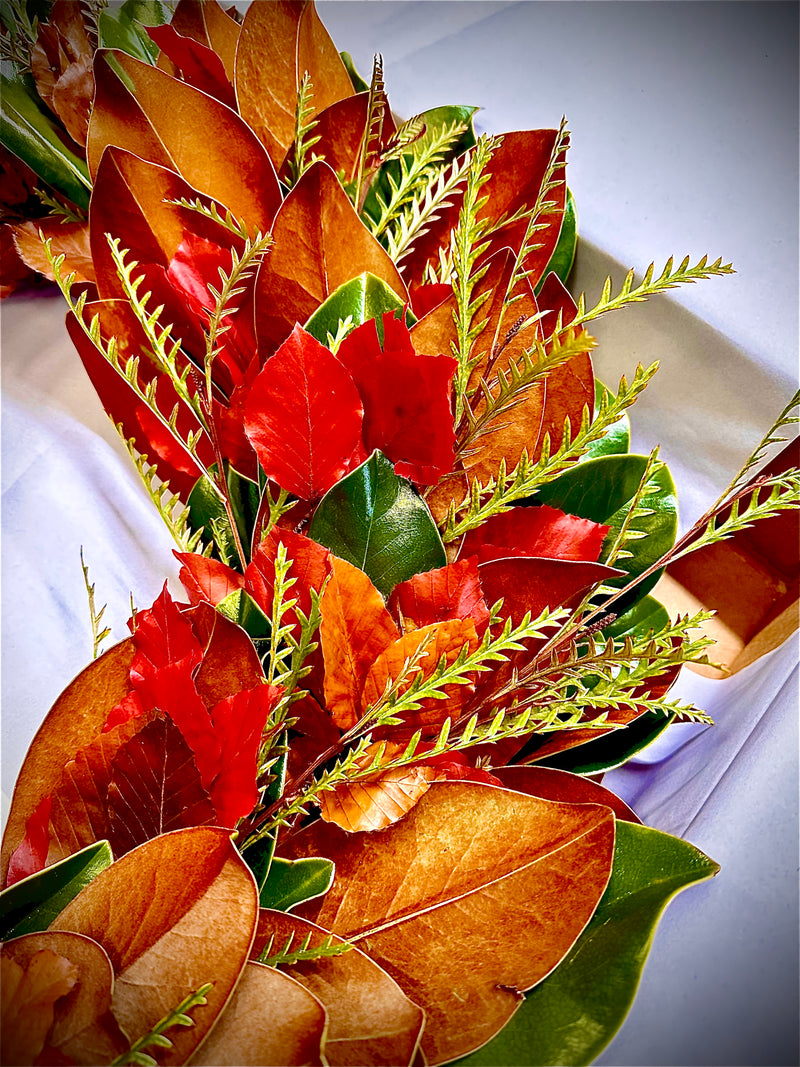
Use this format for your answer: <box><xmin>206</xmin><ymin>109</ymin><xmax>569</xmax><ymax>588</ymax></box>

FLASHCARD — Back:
<box><xmin>235</xmin><ymin>0</ymin><xmax>353</xmax><ymax>166</ymax></box>
<box><xmin>387</xmin><ymin>557</ymin><xmax>490</xmax><ymax>635</ymax></box>
<box><xmin>50</xmin><ymin>827</ymin><xmax>258</xmax><ymax>1066</ymax></box>
<box><xmin>493</xmin><ymin>765</ymin><xmax>641</xmax><ymax>823</ymax></box>
<box><xmin>254</xmin><ymin>161</ymin><xmax>408</xmax><ymax>357</ymax></box>
<box><xmin>13</xmin><ymin>219</ymin><xmax>94</xmax><ymax>284</ymax></box>
<box><xmin>1</xmin><ymin>946</ymin><xmax>77</xmax><ymax>1066</ymax></box>
<box><xmin>243</xmin><ymin>325</ymin><xmax>365</xmax><ymax>500</ymax></box>
<box><xmin>170</xmin><ymin>0</ymin><xmax>240</xmax><ymax>82</ymax></box>
<box><xmin>319</xmin><ymin>557</ymin><xmax>399</xmax><ymax>730</ymax></box>
<box><xmin>88</xmin><ymin>50</ymin><xmax>280</xmax><ymax>231</ymax></box>
<box><xmin>290</xmin><ymin>781</ymin><xmax>615</xmax><ymax>1064</ymax></box>
<box><xmin>191</xmin><ymin>960</ymin><xmax>326</xmax><ymax>1066</ymax></box>
<box><xmin>147</xmin><ymin>24</ymin><xmax>236</xmax><ymax>107</ymax></box>
<box><xmin>252</xmin><ymin>911</ymin><xmax>424</xmax><ymax>1067</ymax></box>
<box><xmin>2</xmin><ymin>931</ymin><xmax>127</xmax><ymax>1066</ymax></box>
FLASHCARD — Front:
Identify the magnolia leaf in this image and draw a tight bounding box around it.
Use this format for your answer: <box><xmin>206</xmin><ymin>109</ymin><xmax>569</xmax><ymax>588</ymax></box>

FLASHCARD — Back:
<box><xmin>477</xmin><ymin>556</ymin><xmax>624</xmax><ymax>626</ymax></box>
<box><xmin>170</xmin><ymin>0</ymin><xmax>240</xmax><ymax>82</ymax></box>
<box><xmin>254</xmin><ymin>161</ymin><xmax>408</xmax><ymax>356</ymax></box>
<box><xmin>460</xmin><ymin>505</ymin><xmax>609</xmax><ymax>565</ymax></box>
<box><xmin>492</xmin><ymin>766</ymin><xmax>641</xmax><ymax>824</ymax></box>
<box><xmin>217</xmin><ymin>589</ymin><xmax>271</xmax><ymax>640</ymax></box>
<box><xmin>0</xmin><ymin>841</ymin><xmax>113</xmax><ymax>940</ymax></box>
<box><xmin>319</xmin><ymin>555</ymin><xmax>399</xmax><ymax>731</ymax></box>
<box><xmin>147</xmin><ymin>24</ymin><xmax>236</xmax><ymax>107</ymax></box>
<box><xmin>186</xmin><ymin>464</ymin><xmax>260</xmax><ymax>567</ymax></box>
<box><xmin>320</xmin><ymin>750</ymin><xmax>437</xmax><ymax>832</ymax></box>
<box><xmin>239</xmin><ymin>751</ymin><xmax>288</xmax><ymax>894</ymax></box>
<box><xmin>2</xmin><ymin>931</ymin><xmax>127</xmax><ymax>1065</ymax></box>
<box><xmin>0</xmin><ymin>71</ymin><xmax>91</xmax><ymax>209</ymax></box>
<box><xmin>536</xmin><ymin>187</ymin><xmax>578</xmax><ymax>291</ymax></box>
<box><xmin>1</xmin><ymin>640</ymin><xmax>134</xmax><ymax>886</ymax></box>
<box><xmin>189</xmin><ymin>599</ymin><xmax>266</xmax><ymax>709</ymax></box>
<box><xmin>191</xmin><ymin>960</ymin><xmax>326</xmax><ymax>1066</ymax></box>
<box><xmin>582</xmin><ymin>380</ymin><xmax>631</xmax><ymax>461</ymax></box>
<box><xmin>290</xmin><ymin>781</ymin><xmax>615</xmax><ymax>1064</ymax></box>
<box><xmin>258</xmin><ymin>857</ymin><xmax>336</xmax><ymax>911</ymax></box>
<box><xmin>88</xmin><ymin>50</ymin><xmax>281</xmax><ymax>230</ymax></box>
<box><xmin>97</xmin><ymin>0</ymin><xmax>170</xmax><ymax>62</ymax></box>
<box><xmin>309</xmin><ymin>450</ymin><xmax>447</xmax><ymax>596</ymax></box>
<box><xmin>51</xmin><ymin>827</ymin><xmax>259</xmax><ymax>1066</ymax></box>
<box><xmin>388</xmin><ymin>556</ymin><xmax>490</xmax><ymax>635</ymax></box>
<box><xmin>106</xmin><ymin>714</ymin><xmax>217</xmax><ymax>855</ymax></box>
<box><xmin>243</xmin><ymin>325</ymin><xmax>365</xmax><ymax>501</ymax></box>
<box><xmin>458</xmin><ymin>822</ymin><xmax>719</xmax><ymax>1067</ymax></box>
<box><xmin>304</xmin><ymin>272</ymin><xmax>406</xmax><ymax>347</ymax></box>
<box><xmin>532</xmin><ymin>453</ymin><xmax>679</xmax><ymax>599</ymax></box>
<box><xmin>1</xmin><ymin>944</ymin><xmax>78</xmax><ymax>1066</ymax></box>
<box><xmin>253</xmin><ymin>911</ymin><xmax>425</xmax><ymax>1067</ymax></box>
<box><xmin>235</xmin><ymin>0</ymin><xmax>353</xmax><ymax>166</ymax></box>
<box><xmin>13</xmin><ymin>218</ymin><xmax>94</xmax><ymax>284</ymax></box>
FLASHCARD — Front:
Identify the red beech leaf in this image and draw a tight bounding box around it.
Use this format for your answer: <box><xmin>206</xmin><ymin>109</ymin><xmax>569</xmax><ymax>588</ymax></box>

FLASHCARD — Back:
<box><xmin>289</xmin><ymin>781</ymin><xmax>615</xmax><ymax>1064</ymax></box>
<box><xmin>387</xmin><ymin>556</ymin><xmax>490</xmax><ymax>636</ymax></box>
<box><xmin>147</xmin><ymin>24</ymin><xmax>235</xmax><ymax>107</ymax></box>
<box><xmin>169</xmin><ymin>0</ymin><xmax>240</xmax><ymax>82</ymax></box>
<box><xmin>175</xmin><ymin>552</ymin><xmax>245</xmax><ymax>606</ymax></box>
<box><xmin>460</xmin><ymin>504</ymin><xmax>609</xmax><ymax>564</ymax></box>
<box><xmin>245</xmin><ymin>527</ymin><xmax>331</xmax><ymax>638</ymax></box>
<box><xmin>88</xmin><ymin>50</ymin><xmax>281</xmax><ymax>231</ymax></box>
<box><xmin>478</xmin><ymin>556</ymin><xmax>624</xmax><ymax>626</ymax></box>
<box><xmin>6</xmin><ymin>797</ymin><xmax>52</xmax><ymax>887</ymax></box>
<box><xmin>188</xmin><ymin>600</ymin><xmax>266</xmax><ymax>706</ymax></box>
<box><xmin>235</xmin><ymin>0</ymin><xmax>354</xmax><ymax>167</ymax></box>
<box><xmin>1</xmin><ymin>947</ymin><xmax>77</xmax><ymax>1067</ymax></box>
<box><xmin>493</xmin><ymin>765</ymin><xmax>641</xmax><ymax>823</ymax></box>
<box><xmin>251</xmin><ymin>911</ymin><xmax>424</xmax><ymax>1067</ymax></box>
<box><xmin>334</xmin><ymin>313</ymin><xmax>458</xmax><ymax>485</ymax></box>
<box><xmin>106</xmin><ymin>714</ymin><xmax>216</xmax><ymax>856</ymax></box>
<box><xmin>128</xmin><ymin>583</ymin><xmax>203</xmax><ymax>679</ymax></box>
<box><xmin>362</xmin><ymin>618</ymin><xmax>480</xmax><ymax>735</ymax></box>
<box><xmin>286</xmin><ymin>693</ymin><xmax>341</xmax><ymax>781</ymax></box>
<box><xmin>319</xmin><ymin>557</ymin><xmax>399</xmax><ymax>730</ymax></box>
<box><xmin>254</xmin><ymin>162</ymin><xmax>408</xmax><ymax>357</ymax></box>
<box><xmin>2</xmin><ymin>931</ymin><xmax>127</xmax><ymax>1066</ymax></box>
<box><xmin>319</xmin><ymin>743</ymin><xmax>437</xmax><ymax>833</ymax></box>
<box><xmin>51</xmin><ymin>827</ymin><xmax>258</xmax><ymax>1067</ymax></box>
<box><xmin>243</xmin><ymin>325</ymin><xmax>365</xmax><ymax>500</ymax></box>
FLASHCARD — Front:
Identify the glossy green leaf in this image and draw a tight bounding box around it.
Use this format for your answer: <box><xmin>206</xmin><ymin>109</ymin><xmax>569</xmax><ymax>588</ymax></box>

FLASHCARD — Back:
<box><xmin>458</xmin><ymin>821</ymin><xmax>719</xmax><ymax>1067</ymax></box>
<box><xmin>533</xmin><ymin>453</ymin><xmax>678</xmax><ymax>601</ymax></box>
<box><xmin>308</xmin><ymin>450</ymin><xmax>446</xmax><ymax>595</ymax></box>
<box><xmin>582</xmin><ymin>380</ymin><xmax>631</xmax><ymax>461</ymax></box>
<box><xmin>339</xmin><ymin>50</ymin><xmax>369</xmax><ymax>93</ymax></box>
<box><xmin>258</xmin><ymin>856</ymin><xmax>335</xmax><ymax>911</ymax></box>
<box><xmin>536</xmin><ymin>186</ymin><xmax>577</xmax><ymax>290</ymax></box>
<box><xmin>98</xmin><ymin>0</ymin><xmax>171</xmax><ymax>63</ymax></box>
<box><xmin>187</xmin><ymin>465</ymin><xmax>260</xmax><ymax>568</ymax></box>
<box><xmin>0</xmin><ymin>72</ymin><xmax>91</xmax><ymax>209</ymax></box>
<box><xmin>217</xmin><ymin>589</ymin><xmax>270</xmax><ymax>640</ymax></box>
<box><xmin>240</xmin><ymin>750</ymin><xmax>287</xmax><ymax>891</ymax></box>
<box><xmin>303</xmin><ymin>272</ymin><xmax>407</xmax><ymax>347</ymax></box>
<box><xmin>0</xmin><ymin>841</ymin><xmax>113</xmax><ymax>940</ymax></box>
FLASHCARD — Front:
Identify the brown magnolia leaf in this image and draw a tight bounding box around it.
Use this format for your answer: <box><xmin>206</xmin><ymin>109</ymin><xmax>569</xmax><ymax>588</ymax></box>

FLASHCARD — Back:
<box><xmin>319</xmin><ymin>743</ymin><xmax>437</xmax><ymax>832</ymax></box>
<box><xmin>1</xmin><ymin>947</ymin><xmax>77</xmax><ymax>1066</ymax></box>
<box><xmin>362</xmin><ymin>618</ymin><xmax>480</xmax><ymax>735</ymax></box>
<box><xmin>252</xmin><ymin>911</ymin><xmax>425</xmax><ymax>1067</ymax></box>
<box><xmin>2</xmin><ymin>932</ymin><xmax>127</xmax><ymax>1065</ymax></box>
<box><xmin>493</xmin><ymin>765</ymin><xmax>641</xmax><ymax>823</ymax></box>
<box><xmin>235</xmin><ymin>0</ymin><xmax>354</xmax><ymax>166</ymax></box>
<box><xmin>170</xmin><ymin>0</ymin><xmax>240</xmax><ymax>81</ymax></box>
<box><xmin>87</xmin><ymin>50</ymin><xmax>281</xmax><ymax>231</ymax></box>
<box><xmin>30</xmin><ymin>1</ymin><xmax>94</xmax><ymax>145</ymax></box>
<box><xmin>290</xmin><ymin>781</ymin><xmax>615</xmax><ymax>1064</ymax></box>
<box><xmin>50</xmin><ymin>827</ymin><xmax>258</xmax><ymax>1066</ymax></box>
<box><xmin>1</xmin><ymin>640</ymin><xmax>134</xmax><ymax>886</ymax></box>
<box><xmin>191</xmin><ymin>961</ymin><xmax>326</xmax><ymax>1066</ymax></box>
<box><xmin>12</xmin><ymin>219</ymin><xmax>94</xmax><ymax>285</ymax></box>
<box><xmin>106</xmin><ymin>714</ymin><xmax>217</xmax><ymax>856</ymax></box>
<box><xmin>254</xmin><ymin>161</ymin><xmax>408</xmax><ymax>357</ymax></box>
<box><xmin>319</xmin><ymin>556</ymin><xmax>399</xmax><ymax>731</ymax></box>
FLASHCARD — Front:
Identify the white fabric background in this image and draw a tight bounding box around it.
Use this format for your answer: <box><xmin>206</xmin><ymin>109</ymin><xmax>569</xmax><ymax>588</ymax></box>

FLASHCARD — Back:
<box><xmin>2</xmin><ymin>3</ymin><xmax>798</xmax><ymax>1065</ymax></box>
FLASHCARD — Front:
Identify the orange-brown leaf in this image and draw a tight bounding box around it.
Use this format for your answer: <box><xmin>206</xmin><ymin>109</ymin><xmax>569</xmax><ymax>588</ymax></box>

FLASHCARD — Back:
<box><xmin>319</xmin><ymin>557</ymin><xmax>399</xmax><ymax>731</ymax></box>
<box><xmin>170</xmin><ymin>0</ymin><xmax>240</xmax><ymax>82</ymax></box>
<box><xmin>252</xmin><ymin>911</ymin><xmax>424</xmax><ymax>1067</ymax></box>
<box><xmin>254</xmin><ymin>161</ymin><xmax>408</xmax><ymax>357</ymax></box>
<box><xmin>493</xmin><ymin>765</ymin><xmax>641</xmax><ymax>823</ymax></box>
<box><xmin>319</xmin><ymin>743</ymin><xmax>436</xmax><ymax>832</ymax></box>
<box><xmin>88</xmin><ymin>50</ymin><xmax>281</xmax><ymax>231</ymax></box>
<box><xmin>13</xmin><ymin>219</ymin><xmax>94</xmax><ymax>285</ymax></box>
<box><xmin>1</xmin><ymin>947</ymin><xmax>77</xmax><ymax>1066</ymax></box>
<box><xmin>290</xmin><ymin>781</ymin><xmax>615</xmax><ymax>1064</ymax></box>
<box><xmin>2</xmin><ymin>932</ymin><xmax>127</xmax><ymax>1066</ymax></box>
<box><xmin>50</xmin><ymin>827</ymin><xmax>258</xmax><ymax>1066</ymax></box>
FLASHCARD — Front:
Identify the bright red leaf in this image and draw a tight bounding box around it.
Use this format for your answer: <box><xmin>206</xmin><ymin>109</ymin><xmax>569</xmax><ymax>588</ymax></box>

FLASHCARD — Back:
<box><xmin>6</xmin><ymin>796</ymin><xmax>52</xmax><ymax>886</ymax></box>
<box><xmin>478</xmin><ymin>557</ymin><xmax>624</xmax><ymax>626</ymax></box>
<box><xmin>175</xmin><ymin>552</ymin><xmax>245</xmax><ymax>607</ymax></box>
<box><xmin>243</xmin><ymin>325</ymin><xmax>365</xmax><ymax>500</ymax></box>
<box><xmin>245</xmin><ymin>527</ymin><xmax>331</xmax><ymax>637</ymax></box>
<box><xmin>387</xmin><ymin>556</ymin><xmax>490</xmax><ymax>636</ymax></box>
<box><xmin>460</xmin><ymin>504</ymin><xmax>610</xmax><ymax>564</ymax></box>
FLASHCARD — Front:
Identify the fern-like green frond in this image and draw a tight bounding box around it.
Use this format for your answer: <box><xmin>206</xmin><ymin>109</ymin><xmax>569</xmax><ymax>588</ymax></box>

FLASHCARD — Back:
<box><xmin>33</xmin><ymin>187</ymin><xmax>88</xmax><ymax>223</ymax></box>
<box><xmin>258</xmin><ymin>932</ymin><xmax>353</xmax><ymax>968</ymax></box>
<box><xmin>80</xmin><ymin>548</ymin><xmax>111</xmax><ymax>660</ymax></box>
<box><xmin>110</xmin><ymin>983</ymin><xmax>213</xmax><ymax>1067</ymax></box>
<box><xmin>163</xmin><ymin>197</ymin><xmax>250</xmax><ymax>240</ymax></box>
<box><xmin>387</xmin><ymin>149</ymin><xmax>474</xmax><ymax>263</ymax></box>
<box><xmin>352</xmin><ymin>52</ymin><xmax>388</xmax><ymax>209</ymax></box>
<box><xmin>287</xmin><ymin>72</ymin><xmax>322</xmax><ymax>187</ymax></box>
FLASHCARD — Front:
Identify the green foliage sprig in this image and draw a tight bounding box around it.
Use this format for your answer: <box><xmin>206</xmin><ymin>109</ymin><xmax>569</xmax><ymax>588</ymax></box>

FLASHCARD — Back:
<box><xmin>386</xmin><ymin>149</ymin><xmax>473</xmax><ymax>263</ymax></box>
<box><xmin>258</xmin><ymin>931</ymin><xmax>353</xmax><ymax>968</ymax></box>
<box><xmin>287</xmin><ymin>72</ymin><xmax>322</xmax><ymax>188</ymax></box>
<box><xmin>79</xmin><ymin>548</ymin><xmax>111</xmax><ymax>660</ymax></box>
<box><xmin>110</xmin><ymin>982</ymin><xmax>213</xmax><ymax>1067</ymax></box>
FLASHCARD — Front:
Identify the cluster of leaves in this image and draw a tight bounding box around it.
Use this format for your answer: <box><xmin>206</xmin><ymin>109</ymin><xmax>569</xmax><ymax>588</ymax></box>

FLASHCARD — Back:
<box><xmin>2</xmin><ymin>1</ymin><xmax>799</xmax><ymax>1065</ymax></box>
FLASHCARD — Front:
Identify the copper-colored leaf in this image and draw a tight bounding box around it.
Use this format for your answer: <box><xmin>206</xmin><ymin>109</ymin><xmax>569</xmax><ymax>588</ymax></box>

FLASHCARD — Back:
<box><xmin>1</xmin><ymin>641</ymin><xmax>134</xmax><ymax>886</ymax></box>
<box><xmin>189</xmin><ymin>599</ymin><xmax>266</xmax><ymax>708</ymax></box>
<box><xmin>170</xmin><ymin>0</ymin><xmax>240</xmax><ymax>82</ymax></box>
<box><xmin>30</xmin><ymin>1</ymin><xmax>94</xmax><ymax>145</ymax></box>
<box><xmin>254</xmin><ymin>161</ymin><xmax>408</xmax><ymax>357</ymax></box>
<box><xmin>1</xmin><ymin>946</ymin><xmax>77</xmax><ymax>1066</ymax></box>
<box><xmin>319</xmin><ymin>556</ymin><xmax>399</xmax><ymax>730</ymax></box>
<box><xmin>6</xmin><ymin>797</ymin><xmax>52</xmax><ymax>886</ymax></box>
<box><xmin>252</xmin><ymin>911</ymin><xmax>424</xmax><ymax>1067</ymax></box>
<box><xmin>362</xmin><ymin>618</ymin><xmax>480</xmax><ymax>734</ymax></box>
<box><xmin>13</xmin><ymin>219</ymin><xmax>94</xmax><ymax>285</ymax></box>
<box><xmin>493</xmin><ymin>765</ymin><xmax>641</xmax><ymax>823</ymax></box>
<box><xmin>87</xmin><ymin>50</ymin><xmax>280</xmax><ymax>231</ymax></box>
<box><xmin>387</xmin><ymin>557</ymin><xmax>490</xmax><ymax>635</ymax></box>
<box><xmin>50</xmin><ymin>827</ymin><xmax>258</xmax><ymax>1066</ymax></box>
<box><xmin>192</xmin><ymin>960</ymin><xmax>326</xmax><ymax>1066</ymax></box>
<box><xmin>147</xmin><ymin>24</ymin><xmax>236</xmax><ymax>108</ymax></box>
<box><xmin>2</xmin><ymin>932</ymin><xmax>127</xmax><ymax>1065</ymax></box>
<box><xmin>290</xmin><ymin>781</ymin><xmax>615</xmax><ymax>1064</ymax></box>
<box><xmin>478</xmin><ymin>556</ymin><xmax>623</xmax><ymax>626</ymax></box>
<box><xmin>235</xmin><ymin>0</ymin><xmax>353</xmax><ymax>167</ymax></box>
<box><xmin>319</xmin><ymin>743</ymin><xmax>436</xmax><ymax>832</ymax></box>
